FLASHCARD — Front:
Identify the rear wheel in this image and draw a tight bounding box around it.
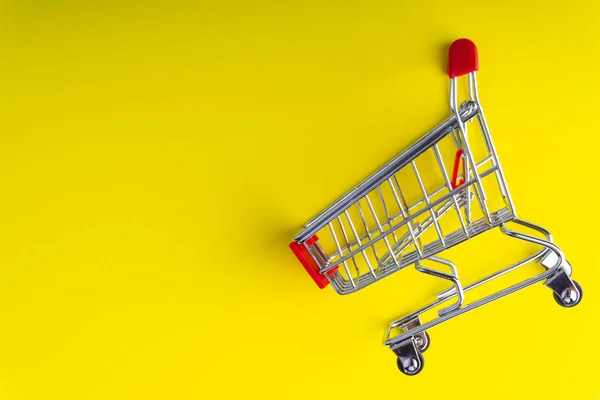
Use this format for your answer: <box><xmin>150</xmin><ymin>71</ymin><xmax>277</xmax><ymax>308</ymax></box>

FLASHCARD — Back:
<box><xmin>397</xmin><ymin>352</ymin><xmax>424</xmax><ymax>376</ymax></box>
<box><xmin>553</xmin><ymin>280</ymin><xmax>583</xmax><ymax>308</ymax></box>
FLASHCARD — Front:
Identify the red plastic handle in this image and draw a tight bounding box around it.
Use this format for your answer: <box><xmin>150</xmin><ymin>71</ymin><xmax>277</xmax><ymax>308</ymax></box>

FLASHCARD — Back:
<box><xmin>289</xmin><ymin>236</ymin><xmax>338</xmax><ymax>289</ymax></box>
<box><xmin>448</xmin><ymin>38</ymin><xmax>479</xmax><ymax>79</ymax></box>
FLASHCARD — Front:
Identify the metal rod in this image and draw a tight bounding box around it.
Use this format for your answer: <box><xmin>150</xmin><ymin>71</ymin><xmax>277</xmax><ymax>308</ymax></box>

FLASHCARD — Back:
<box><xmin>433</xmin><ymin>144</ymin><xmax>469</xmax><ymax>237</ymax></box>
<box><xmin>356</xmin><ymin>201</ymin><xmax>381</xmax><ymax>263</ymax></box>
<box><xmin>469</xmin><ymin>72</ymin><xmax>517</xmax><ymax>217</ymax></box>
<box><xmin>344</xmin><ymin>210</ymin><xmax>376</xmax><ymax>278</ymax></box>
<box><xmin>319</xmin><ymin>166</ymin><xmax>499</xmax><ymax>273</ymax></box>
<box><xmin>378</xmin><ymin>186</ymin><xmax>397</xmax><ymax>243</ymax></box>
<box><xmin>389</xmin><ymin>177</ymin><xmax>421</xmax><ymax>256</ymax></box>
<box><xmin>295</xmin><ymin>101</ymin><xmax>480</xmax><ymax>242</ymax></box>
<box><xmin>328</xmin><ymin>222</ymin><xmax>356</xmax><ymax>288</ymax></box>
<box><xmin>365</xmin><ymin>195</ymin><xmax>399</xmax><ymax>267</ymax></box>
<box><xmin>337</xmin><ymin>216</ymin><xmax>360</xmax><ymax>279</ymax></box>
<box><xmin>411</xmin><ymin>160</ymin><xmax>445</xmax><ymax>247</ymax></box>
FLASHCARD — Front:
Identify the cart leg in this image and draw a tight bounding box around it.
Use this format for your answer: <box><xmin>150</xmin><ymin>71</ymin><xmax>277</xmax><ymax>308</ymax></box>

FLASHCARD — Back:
<box><xmin>540</xmin><ymin>250</ymin><xmax>572</xmax><ymax>276</ymax></box>
<box><xmin>416</xmin><ymin>256</ymin><xmax>464</xmax><ymax>316</ymax></box>
<box><xmin>503</xmin><ymin>219</ymin><xmax>583</xmax><ymax>308</ymax></box>
<box><xmin>398</xmin><ymin>316</ymin><xmax>430</xmax><ymax>352</ymax></box>
<box><xmin>384</xmin><ymin>219</ymin><xmax>582</xmax><ymax>374</ymax></box>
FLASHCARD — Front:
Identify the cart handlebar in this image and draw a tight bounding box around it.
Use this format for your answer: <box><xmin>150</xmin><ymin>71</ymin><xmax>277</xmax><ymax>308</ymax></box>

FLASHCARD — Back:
<box><xmin>448</xmin><ymin>38</ymin><xmax>479</xmax><ymax>79</ymax></box>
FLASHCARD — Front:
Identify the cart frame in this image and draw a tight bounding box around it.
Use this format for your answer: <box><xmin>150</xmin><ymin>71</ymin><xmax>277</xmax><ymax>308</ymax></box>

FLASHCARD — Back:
<box><xmin>289</xmin><ymin>39</ymin><xmax>582</xmax><ymax>375</ymax></box>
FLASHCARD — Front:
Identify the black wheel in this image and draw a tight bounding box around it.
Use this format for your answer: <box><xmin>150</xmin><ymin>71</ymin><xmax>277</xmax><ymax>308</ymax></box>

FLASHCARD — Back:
<box><xmin>396</xmin><ymin>352</ymin><xmax>424</xmax><ymax>376</ymax></box>
<box><xmin>553</xmin><ymin>280</ymin><xmax>583</xmax><ymax>308</ymax></box>
<box><xmin>416</xmin><ymin>332</ymin><xmax>430</xmax><ymax>353</ymax></box>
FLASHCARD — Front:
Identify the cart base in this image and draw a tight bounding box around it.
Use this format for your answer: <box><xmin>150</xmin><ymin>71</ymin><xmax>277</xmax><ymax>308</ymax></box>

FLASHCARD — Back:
<box><xmin>383</xmin><ymin>218</ymin><xmax>582</xmax><ymax>375</ymax></box>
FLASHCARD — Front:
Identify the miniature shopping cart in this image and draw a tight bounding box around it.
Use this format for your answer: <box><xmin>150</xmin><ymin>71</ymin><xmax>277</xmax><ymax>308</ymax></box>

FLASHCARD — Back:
<box><xmin>289</xmin><ymin>39</ymin><xmax>582</xmax><ymax>375</ymax></box>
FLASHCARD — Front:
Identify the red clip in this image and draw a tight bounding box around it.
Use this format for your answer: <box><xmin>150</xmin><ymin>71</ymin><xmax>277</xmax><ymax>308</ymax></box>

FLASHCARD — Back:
<box><xmin>451</xmin><ymin>149</ymin><xmax>466</xmax><ymax>189</ymax></box>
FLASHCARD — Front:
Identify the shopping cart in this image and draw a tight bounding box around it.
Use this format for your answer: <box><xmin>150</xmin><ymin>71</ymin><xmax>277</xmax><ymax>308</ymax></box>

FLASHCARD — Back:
<box><xmin>289</xmin><ymin>38</ymin><xmax>582</xmax><ymax>375</ymax></box>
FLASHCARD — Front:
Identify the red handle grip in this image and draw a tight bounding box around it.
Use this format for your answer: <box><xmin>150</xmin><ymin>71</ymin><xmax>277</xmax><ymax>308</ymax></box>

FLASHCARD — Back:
<box><xmin>448</xmin><ymin>38</ymin><xmax>479</xmax><ymax>79</ymax></box>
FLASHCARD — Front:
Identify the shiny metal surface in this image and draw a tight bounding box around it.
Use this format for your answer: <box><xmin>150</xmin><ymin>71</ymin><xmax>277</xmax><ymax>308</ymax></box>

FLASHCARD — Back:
<box><xmin>384</xmin><ymin>218</ymin><xmax>570</xmax><ymax>348</ymax></box>
<box><xmin>295</xmin><ymin>101</ymin><xmax>480</xmax><ymax>243</ymax></box>
<box><xmin>290</xmin><ymin>54</ymin><xmax>580</xmax><ymax>373</ymax></box>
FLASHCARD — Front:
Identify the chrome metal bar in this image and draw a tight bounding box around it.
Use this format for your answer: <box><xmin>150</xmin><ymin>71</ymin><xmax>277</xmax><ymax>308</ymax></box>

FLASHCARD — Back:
<box><xmin>476</xmin><ymin>155</ymin><xmax>494</xmax><ymax>169</ymax></box>
<box><xmin>388</xmin><ymin>178</ymin><xmax>421</xmax><ymax>256</ymax></box>
<box><xmin>337</xmin><ymin>216</ymin><xmax>360</xmax><ymax>278</ymax></box>
<box><xmin>295</xmin><ymin>101</ymin><xmax>480</xmax><ymax>242</ymax></box>
<box><xmin>469</xmin><ymin>72</ymin><xmax>516</xmax><ymax>217</ymax></box>
<box><xmin>433</xmin><ymin>144</ymin><xmax>468</xmax><ymax>237</ymax></box>
<box><xmin>356</xmin><ymin>201</ymin><xmax>381</xmax><ymax>263</ymax></box>
<box><xmin>365</xmin><ymin>194</ymin><xmax>399</xmax><ymax>267</ymax></box>
<box><xmin>384</xmin><ymin>219</ymin><xmax>565</xmax><ymax>347</ymax></box>
<box><xmin>407</xmin><ymin>184</ymin><xmax>446</xmax><ymax>212</ymax></box>
<box><xmin>411</xmin><ymin>160</ymin><xmax>445</xmax><ymax>247</ymax></box>
<box><xmin>378</xmin><ymin>186</ymin><xmax>397</xmax><ymax>242</ymax></box>
<box><xmin>331</xmin><ymin>208</ymin><xmax>513</xmax><ymax>294</ymax></box>
<box><xmin>380</xmin><ymin>194</ymin><xmax>463</xmax><ymax>268</ymax></box>
<box><xmin>416</xmin><ymin>256</ymin><xmax>464</xmax><ymax>316</ymax></box>
<box><xmin>328</xmin><ymin>222</ymin><xmax>356</xmax><ymax>288</ymax></box>
<box><xmin>344</xmin><ymin>210</ymin><xmax>376</xmax><ymax>278</ymax></box>
<box><xmin>320</xmin><ymin>166</ymin><xmax>499</xmax><ymax>273</ymax></box>
<box><xmin>438</xmin><ymin>249</ymin><xmax>542</xmax><ymax>300</ymax></box>
<box><xmin>450</xmin><ymin>78</ymin><xmax>490</xmax><ymax>224</ymax></box>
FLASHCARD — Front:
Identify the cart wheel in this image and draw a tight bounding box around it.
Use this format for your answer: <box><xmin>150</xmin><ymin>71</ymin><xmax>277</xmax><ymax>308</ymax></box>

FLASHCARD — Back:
<box><xmin>415</xmin><ymin>332</ymin><xmax>430</xmax><ymax>353</ymax></box>
<box><xmin>397</xmin><ymin>352</ymin><xmax>424</xmax><ymax>376</ymax></box>
<box><xmin>553</xmin><ymin>280</ymin><xmax>583</xmax><ymax>308</ymax></box>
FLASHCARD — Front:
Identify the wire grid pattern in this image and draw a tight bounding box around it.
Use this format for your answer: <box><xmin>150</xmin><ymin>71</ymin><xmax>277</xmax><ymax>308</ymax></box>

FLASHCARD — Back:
<box><xmin>304</xmin><ymin>112</ymin><xmax>513</xmax><ymax>294</ymax></box>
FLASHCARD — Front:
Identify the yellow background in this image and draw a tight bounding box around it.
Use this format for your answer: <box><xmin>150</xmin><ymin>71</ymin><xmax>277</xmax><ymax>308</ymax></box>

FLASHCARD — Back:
<box><xmin>0</xmin><ymin>1</ymin><xmax>598</xmax><ymax>398</ymax></box>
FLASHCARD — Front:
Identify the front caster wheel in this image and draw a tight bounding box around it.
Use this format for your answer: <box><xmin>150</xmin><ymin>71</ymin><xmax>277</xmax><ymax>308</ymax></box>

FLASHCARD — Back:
<box><xmin>553</xmin><ymin>280</ymin><xmax>583</xmax><ymax>308</ymax></box>
<box><xmin>397</xmin><ymin>352</ymin><xmax>424</xmax><ymax>376</ymax></box>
